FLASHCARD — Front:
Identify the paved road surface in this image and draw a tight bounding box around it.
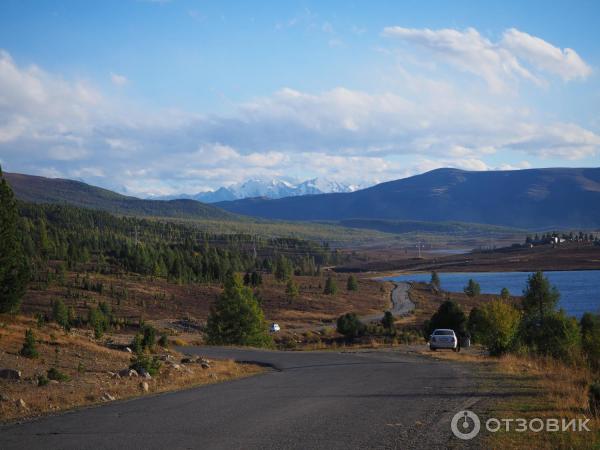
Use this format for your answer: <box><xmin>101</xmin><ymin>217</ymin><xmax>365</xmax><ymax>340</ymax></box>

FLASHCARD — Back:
<box><xmin>0</xmin><ymin>347</ymin><xmax>482</xmax><ymax>449</ymax></box>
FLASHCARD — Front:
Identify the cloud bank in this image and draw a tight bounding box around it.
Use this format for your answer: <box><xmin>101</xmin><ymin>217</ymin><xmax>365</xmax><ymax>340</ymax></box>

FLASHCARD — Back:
<box><xmin>0</xmin><ymin>26</ymin><xmax>597</xmax><ymax>196</ymax></box>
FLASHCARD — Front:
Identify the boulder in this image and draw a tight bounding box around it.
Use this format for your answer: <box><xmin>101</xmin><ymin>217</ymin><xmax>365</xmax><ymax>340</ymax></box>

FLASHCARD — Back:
<box><xmin>124</xmin><ymin>347</ymin><xmax>132</xmax><ymax>353</ymax></box>
<box><xmin>0</xmin><ymin>393</ymin><xmax>10</xmax><ymax>402</ymax></box>
<box><xmin>128</xmin><ymin>369</ymin><xmax>139</xmax><ymax>377</ymax></box>
<box><xmin>201</xmin><ymin>362</ymin><xmax>211</xmax><ymax>369</ymax></box>
<box><xmin>180</xmin><ymin>357</ymin><xmax>194</xmax><ymax>364</ymax></box>
<box><xmin>0</xmin><ymin>369</ymin><xmax>22</xmax><ymax>381</ymax></box>
<box><xmin>138</xmin><ymin>369</ymin><xmax>152</xmax><ymax>379</ymax></box>
<box><xmin>102</xmin><ymin>392</ymin><xmax>116</xmax><ymax>401</ymax></box>
<box><xmin>140</xmin><ymin>381</ymin><xmax>149</xmax><ymax>392</ymax></box>
<box><xmin>16</xmin><ymin>398</ymin><xmax>27</xmax><ymax>408</ymax></box>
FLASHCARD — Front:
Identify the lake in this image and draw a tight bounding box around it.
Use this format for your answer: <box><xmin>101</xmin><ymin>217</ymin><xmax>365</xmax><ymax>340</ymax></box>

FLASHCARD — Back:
<box><xmin>387</xmin><ymin>270</ymin><xmax>600</xmax><ymax>318</ymax></box>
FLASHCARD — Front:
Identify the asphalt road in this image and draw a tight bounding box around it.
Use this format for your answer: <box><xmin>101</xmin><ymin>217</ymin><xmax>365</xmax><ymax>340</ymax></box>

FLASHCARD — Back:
<box><xmin>0</xmin><ymin>347</ymin><xmax>482</xmax><ymax>449</ymax></box>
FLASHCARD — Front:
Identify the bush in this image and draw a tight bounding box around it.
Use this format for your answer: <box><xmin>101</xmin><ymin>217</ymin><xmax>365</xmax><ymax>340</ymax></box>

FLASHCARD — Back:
<box><xmin>158</xmin><ymin>333</ymin><xmax>169</xmax><ymax>347</ymax></box>
<box><xmin>477</xmin><ymin>299</ymin><xmax>521</xmax><ymax>356</ymax></box>
<box><xmin>37</xmin><ymin>374</ymin><xmax>49</xmax><ymax>386</ymax></box>
<box><xmin>131</xmin><ymin>333</ymin><xmax>144</xmax><ymax>354</ymax></box>
<box><xmin>130</xmin><ymin>353</ymin><xmax>162</xmax><ymax>376</ymax></box>
<box><xmin>20</xmin><ymin>329</ymin><xmax>39</xmax><ymax>358</ymax></box>
<box><xmin>581</xmin><ymin>313</ymin><xmax>600</xmax><ymax>370</ymax></box>
<box><xmin>590</xmin><ymin>383</ymin><xmax>600</xmax><ymax>417</ymax></box>
<box><xmin>430</xmin><ymin>271</ymin><xmax>441</xmax><ymax>292</ymax></box>
<box><xmin>519</xmin><ymin>311</ymin><xmax>582</xmax><ymax>363</ymax></box>
<box><xmin>463</xmin><ymin>279</ymin><xmax>481</xmax><ymax>297</ymax></box>
<box><xmin>467</xmin><ymin>307</ymin><xmax>486</xmax><ymax>343</ymax></box>
<box><xmin>336</xmin><ymin>312</ymin><xmax>365</xmax><ymax>339</ymax></box>
<box><xmin>426</xmin><ymin>301</ymin><xmax>466</xmax><ymax>336</ymax></box>
<box><xmin>47</xmin><ymin>367</ymin><xmax>71</xmax><ymax>382</ymax></box>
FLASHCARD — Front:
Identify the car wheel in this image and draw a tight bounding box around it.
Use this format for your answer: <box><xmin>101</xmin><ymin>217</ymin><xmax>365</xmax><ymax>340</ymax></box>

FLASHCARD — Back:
<box><xmin>430</xmin><ymin>347</ymin><xmax>436</xmax><ymax>351</ymax></box>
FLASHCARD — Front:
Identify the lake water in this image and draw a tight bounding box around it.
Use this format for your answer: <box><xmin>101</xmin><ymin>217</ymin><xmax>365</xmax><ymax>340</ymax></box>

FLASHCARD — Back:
<box><xmin>387</xmin><ymin>270</ymin><xmax>600</xmax><ymax>318</ymax></box>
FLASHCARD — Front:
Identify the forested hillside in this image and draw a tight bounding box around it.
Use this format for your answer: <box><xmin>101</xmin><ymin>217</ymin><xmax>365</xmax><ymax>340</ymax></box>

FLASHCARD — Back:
<box><xmin>4</xmin><ymin>172</ymin><xmax>237</xmax><ymax>221</ymax></box>
<box><xmin>18</xmin><ymin>202</ymin><xmax>344</xmax><ymax>286</ymax></box>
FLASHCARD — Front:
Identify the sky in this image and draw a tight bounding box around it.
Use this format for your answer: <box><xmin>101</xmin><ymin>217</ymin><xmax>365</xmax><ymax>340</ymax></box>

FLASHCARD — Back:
<box><xmin>0</xmin><ymin>0</ymin><xmax>599</xmax><ymax>196</ymax></box>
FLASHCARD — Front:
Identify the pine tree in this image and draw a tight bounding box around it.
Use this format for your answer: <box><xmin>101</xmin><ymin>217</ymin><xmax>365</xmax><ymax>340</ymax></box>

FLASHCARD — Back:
<box><xmin>463</xmin><ymin>279</ymin><xmax>481</xmax><ymax>297</ymax></box>
<box><xmin>206</xmin><ymin>274</ymin><xmax>272</xmax><ymax>347</ymax></box>
<box><xmin>20</xmin><ymin>329</ymin><xmax>39</xmax><ymax>358</ymax></box>
<box><xmin>286</xmin><ymin>278</ymin><xmax>299</xmax><ymax>300</ymax></box>
<box><xmin>346</xmin><ymin>275</ymin><xmax>358</xmax><ymax>291</ymax></box>
<box><xmin>430</xmin><ymin>271</ymin><xmax>441</xmax><ymax>292</ymax></box>
<box><xmin>323</xmin><ymin>275</ymin><xmax>338</xmax><ymax>295</ymax></box>
<box><xmin>0</xmin><ymin>166</ymin><xmax>29</xmax><ymax>313</ymax></box>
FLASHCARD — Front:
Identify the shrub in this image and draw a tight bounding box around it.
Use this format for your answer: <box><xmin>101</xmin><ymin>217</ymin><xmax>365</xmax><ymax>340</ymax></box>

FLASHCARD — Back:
<box><xmin>346</xmin><ymin>275</ymin><xmax>358</xmax><ymax>291</ymax></box>
<box><xmin>478</xmin><ymin>299</ymin><xmax>521</xmax><ymax>356</ymax></box>
<box><xmin>467</xmin><ymin>307</ymin><xmax>486</xmax><ymax>343</ymax></box>
<box><xmin>519</xmin><ymin>311</ymin><xmax>582</xmax><ymax>363</ymax></box>
<box><xmin>426</xmin><ymin>301</ymin><xmax>466</xmax><ymax>336</ymax></box>
<box><xmin>130</xmin><ymin>354</ymin><xmax>162</xmax><ymax>376</ymax></box>
<box><xmin>323</xmin><ymin>276</ymin><xmax>338</xmax><ymax>295</ymax></box>
<box><xmin>500</xmin><ymin>287</ymin><xmax>511</xmax><ymax>300</ymax></box>
<box><xmin>47</xmin><ymin>367</ymin><xmax>71</xmax><ymax>382</ymax></box>
<box><xmin>131</xmin><ymin>333</ymin><xmax>144</xmax><ymax>354</ymax></box>
<box><xmin>285</xmin><ymin>278</ymin><xmax>299</xmax><ymax>299</ymax></box>
<box><xmin>141</xmin><ymin>324</ymin><xmax>157</xmax><ymax>351</ymax></box>
<box><xmin>20</xmin><ymin>329</ymin><xmax>39</xmax><ymax>358</ymax></box>
<box><xmin>37</xmin><ymin>374</ymin><xmax>49</xmax><ymax>386</ymax></box>
<box><xmin>581</xmin><ymin>313</ymin><xmax>600</xmax><ymax>370</ymax></box>
<box><xmin>463</xmin><ymin>279</ymin><xmax>481</xmax><ymax>297</ymax></box>
<box><xmin>158</xmin><ymin>333</ymin><xmax>169</xmax><ymax>347</ymax></box>
<box><xmin>336</xmin><ymin>312</ymin><xmax>365</xmax><ymax>339</ymax></box>
<box><xmin>590</xmin><ymin>383</ymin><xmax>600</xmax><ymax>417</ymax></box>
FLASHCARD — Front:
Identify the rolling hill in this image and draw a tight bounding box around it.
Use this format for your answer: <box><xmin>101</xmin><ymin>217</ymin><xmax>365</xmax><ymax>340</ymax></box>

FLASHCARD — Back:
<box><xmin>4</xmin><ymin>172</ymin><xmax>237</xmax><ymax>221</ymax></box>
<box><xmin>215</xmin><ymin>167</ymin><xmax>600</xmax><ymax>229</ymax></box>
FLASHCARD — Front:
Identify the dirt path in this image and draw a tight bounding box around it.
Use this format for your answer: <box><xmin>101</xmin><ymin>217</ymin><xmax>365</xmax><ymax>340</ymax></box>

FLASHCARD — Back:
<box><xmin>360</xmin><ymin>282</ymin><xmax>414</xmax><ymax>323</ymax></box>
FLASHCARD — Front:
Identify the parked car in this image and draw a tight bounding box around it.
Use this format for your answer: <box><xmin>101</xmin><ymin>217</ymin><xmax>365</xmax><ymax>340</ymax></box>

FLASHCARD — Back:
<box><xmin>270</xmin><ymin>323</ymin><xmax>281</xmax><ymax>333</ymax></box>
<box><xmin>429</xmin><ymin>329</ymin><xmax>459</xmax><ymax>352</ymax></box>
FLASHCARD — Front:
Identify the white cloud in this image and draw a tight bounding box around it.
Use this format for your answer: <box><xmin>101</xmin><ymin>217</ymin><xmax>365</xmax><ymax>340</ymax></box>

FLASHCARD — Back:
<box><xmin>110</xmin><ymin>72</ymin><xmax>128</xmax><ymax>86</ymax></box>
<box><xmin>383</xmin><ymin>26</ymin><xmax>591</xmax><ymax>93</ymax></box>
<box><xmin>0</xmin><ymin>45</ymin><xmax>597</xmax><ymax>196</ymax></box>
<box><xmin>502</xmin><ymin>28</ymin><xmax>591</xmax><ymax>81</ymax></box>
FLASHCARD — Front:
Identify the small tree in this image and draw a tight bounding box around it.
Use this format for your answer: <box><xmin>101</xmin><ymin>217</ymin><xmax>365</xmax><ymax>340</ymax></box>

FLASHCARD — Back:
<box><xmin>52</xmin><ymin>298</ymin><xmax>70</xmax><ymax>331</ymax></box>
<box><xmin>323</xmin><ymin>276</ymin><xmax>338</xmax><ymax>295</ymax></box>
<box><xmin>500</xmin><ymin>287</ymin><xmax>510</xmax><ymax>300</ymax></box>
<box><xmin>20</xmin><ymin>329</ymin><xmax>39</xmax><ymax>358</ymax></box>
<box><xmin>285</xmin><ymin>278</ymin><xmax>299</xmax><ymax>300</ymax></box>
<box><xmin>463</xmin><ymin>279</ymin><xmax>481</xmax><ymax>297</ymax></box>
<box><xmin>467</xmin><ymin>307</ymin><xmax>486</xmax><ymax>343</ymax></box>
<box><xmin>382</xmin><ymin>311</ymin><xmax>395</xmax><ymax>334</ymax></box>
<box><xmin>274</xmin><ymin>255</ymin><xmax>293</xmax><ymax>282</ymax></box>
<box><xmin>141</xmin><ymin>324</ymin><xmax>157</xmax><ymax>351</ymax></box>
<box><xmin>206</xmin><ymin>273</ymin><xmax>272</xmax><ymax>347</ymax></box>
<box><xmin>522</xmin><ymin>271</ymin><xmax>560</xmax><ymax>321</ymax></box>
<box><xmin>346</xmin><ymin>275</ymin><xmax>358</xmax><ymax>291</ymax></box>
<box><xmin>336</xmin><ymin>313</ymin><xmax>365</xmax><ymax>339</ymax></box>
<box><xmin>426</xmin><ymin>301</ymin><xmax>466</xmax><ymax>336</ymax></box>
<box><xmin>478</xmin><ymin>299</ymin><xmax>521</xmax><ymax>356</ymax></box>
<box><xmin>430</xmin><ymin>271</ymin><xmax>441</xmax><ymax>292</ymax></box>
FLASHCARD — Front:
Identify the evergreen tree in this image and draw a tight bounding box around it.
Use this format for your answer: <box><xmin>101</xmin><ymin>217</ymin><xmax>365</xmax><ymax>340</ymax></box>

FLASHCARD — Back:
<box><xmin>20</xmin><ymin>329</ymin><xmax>39</xmax><ymax>358</ymax></box>
<box><xmin>382</xmin><ymin>311</ymin><xmax>395</xmax><ymax>333</ymax></box>
<box><xmin>430</xmin><ymin>271</ymin><xmax>441</xmax><ymax>292</ymax></box>
<box><xmin>463</xmin><ymin>279</ymin><xmax>481</xmax><ymax>297</ymax></box>
<box><xmin>274</xmin><ymin>255</ymin><xmax>293</xmax><ymax>281</ymax></box>
<box><xmin>522</xmin><ymin>271</ymin><xmax>560</xmax><ymax>320</ymax></box>
<box><xmin>323</xmin><ymin>275</ymin><xmax>338</xmax><ymax>295</ymax></box>
<box><xmin>500</xmin><ymin>287</ymin><xmax>510</xmax><ymax>300</ymax></box>
<box><xmin>0</xmin><ymin>166</ymin><xmax>28</xmax><ymax>313</ymax></box>
<box><xmin>52</xmin><ymin>298</ymin><xmax>70</xmax><ymax>330</ymax></box>
<box><xmin>285</xmin><ymin>278</ymin><xmax>299</xmax><ymax>300</ymax></box>
<box><xmin>346</xmin><ymin>275</ymin><xmax>358</xmax><ymax>291</ymax></box>
<box><xmin>206</xmin><ymin>274</ymin><xmax>272</xmax><ymax>347</ymax></box>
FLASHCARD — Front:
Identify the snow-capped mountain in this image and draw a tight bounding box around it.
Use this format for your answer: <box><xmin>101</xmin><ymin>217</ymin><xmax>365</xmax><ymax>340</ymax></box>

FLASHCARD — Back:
<box><xmin>150</xmin><ymin>178</ymin><xmax>363</xmax><ymax>203</ymax></box>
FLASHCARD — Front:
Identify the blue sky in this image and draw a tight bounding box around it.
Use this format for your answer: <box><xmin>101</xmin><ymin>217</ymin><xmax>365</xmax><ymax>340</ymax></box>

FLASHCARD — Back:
<box><xmin>0</xmin><ymin>0</ymin><xmax>599</xmax><ymax>195</ymax></box>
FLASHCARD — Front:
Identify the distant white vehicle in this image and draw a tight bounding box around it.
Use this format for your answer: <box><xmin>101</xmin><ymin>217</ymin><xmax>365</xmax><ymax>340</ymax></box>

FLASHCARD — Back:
<box><xmin>429</xmin><ymin>329</ymin><xmax>459</xmax><ymax>352</ymax></box>
<box><xmin>270</xmin><ymin>323</ymin><xmax>281</xmax><ymax>333</ymax></box>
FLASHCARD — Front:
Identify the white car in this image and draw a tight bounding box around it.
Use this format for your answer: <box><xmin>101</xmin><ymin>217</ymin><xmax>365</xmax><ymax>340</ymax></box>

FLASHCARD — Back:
<box><xmin>270</xmin><ymin>323</ymin><xmax>281</xmax><ymax>333</ymax></box>
<box><xmin>429</xmin><ymin>329</ymin><xmax>459</xmax><ymax>352</ymax></box>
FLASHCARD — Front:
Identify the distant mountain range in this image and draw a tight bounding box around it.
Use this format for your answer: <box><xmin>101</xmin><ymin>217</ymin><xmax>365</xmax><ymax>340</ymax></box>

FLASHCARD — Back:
<box><xmin>148</xmin><ymin>178</ymin><xmax>361</xmax><ymax>203</ymax></box>
<box><xmin>5</xmin><ymin>167</ymin><xmax>600</xmax><ymax>230</ymax></box>
<box><xmin>215</xmin><ymin>167</ymin><xmax>600</xmax><ymax>229</ymax></box>
<box><xmin>3</xmin><ymin>172</ymin><xmax>237</xmax><ymax>221</ymax></box>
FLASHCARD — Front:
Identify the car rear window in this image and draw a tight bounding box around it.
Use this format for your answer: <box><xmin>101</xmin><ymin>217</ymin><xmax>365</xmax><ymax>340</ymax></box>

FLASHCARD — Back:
<box><xmin>434</xmin><ymin>330</ymin><xmax>454</xmax><ymax>335</ymax></box>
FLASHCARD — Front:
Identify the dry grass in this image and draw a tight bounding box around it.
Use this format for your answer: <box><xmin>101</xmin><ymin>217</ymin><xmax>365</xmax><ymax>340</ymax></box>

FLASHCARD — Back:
<box><xmin>420</xmin><ymin>346</ymin><xmax>599</xmax><ymax>449</ymax></box>
<box><xmin>0</xmin><ymin>314</ymin><xmax>263</xmax><ymax>422</ymax></box>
